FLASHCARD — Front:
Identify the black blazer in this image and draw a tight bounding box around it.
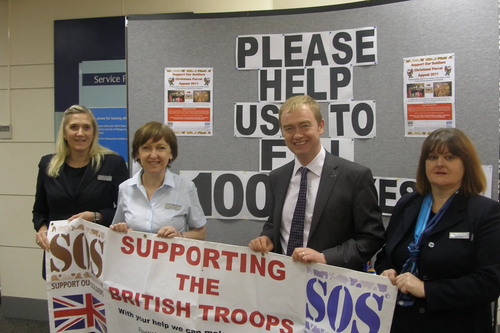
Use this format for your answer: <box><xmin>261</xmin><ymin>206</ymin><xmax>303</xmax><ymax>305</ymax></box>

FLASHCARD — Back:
<box><xmin>32</xmin><ymin>153</ymin><xmax>129</xmax><ymax>230</ymax></box>
<box><xmin>261</xmin><ymin>151</ymin><xmax>385</xmax><ymax>271</ymax></box>
<box><xmin>376</xmin><ymin>191</ymin><xmax>500</xmax><ymax>333</ymax></box>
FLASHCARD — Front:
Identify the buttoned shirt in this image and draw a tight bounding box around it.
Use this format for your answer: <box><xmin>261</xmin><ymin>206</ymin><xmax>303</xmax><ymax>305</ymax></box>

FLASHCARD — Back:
<box><xmin>280</xmin><ymin>148</ymin><xmax>325</xmax><ymax>254</ymax></box>
<box><xmin>112</xmin><ymin>169</ymin><xmax>206</xmax><ymax>233</ymax></box>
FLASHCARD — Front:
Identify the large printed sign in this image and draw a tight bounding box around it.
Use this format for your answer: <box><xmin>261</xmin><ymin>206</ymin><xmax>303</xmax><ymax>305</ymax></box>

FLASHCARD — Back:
<box><xmin>235</xmin><ymin>27</ymin><xmax>378</xmax><ymax>136</ymax></box>
<box><xmin>180</xmin><ymin>171</ymin><xmax>418</xmax><ymax>219</ymax></box>
<box><xmin>47</xmin><ymin>219</ymin><xmax>397</xmax><ymax>333</ymax></box>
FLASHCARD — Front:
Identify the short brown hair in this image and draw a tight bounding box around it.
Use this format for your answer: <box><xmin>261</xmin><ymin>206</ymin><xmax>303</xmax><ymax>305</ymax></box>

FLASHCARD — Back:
<box><xmin>416</xmin><ymin>128</ymin><xmax>485</xmax><ymax>195</ymax></box>
<box><xmin>132</xmin><ymin>121</ymin><xmax>178</xmax><ymax>168</ymax></box>
<box><xmin>279</xmin><ymin>95</ymin><xmax>322</xmax><ymax>127</ymax></box>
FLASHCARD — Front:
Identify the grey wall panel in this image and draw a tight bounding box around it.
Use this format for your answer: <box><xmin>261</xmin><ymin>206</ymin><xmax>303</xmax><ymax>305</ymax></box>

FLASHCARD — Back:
<box><xmin>127</xmin><ymin>0</ymin><xmax>499</xmax><ymax>245</ymax></box>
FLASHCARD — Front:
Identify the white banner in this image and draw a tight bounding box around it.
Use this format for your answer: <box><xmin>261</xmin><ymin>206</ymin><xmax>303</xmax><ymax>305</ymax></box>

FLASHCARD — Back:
<box><xmin>47</xmin><ymin>219</ymin><xmax>397</xmax><ymax>333</ymax></box>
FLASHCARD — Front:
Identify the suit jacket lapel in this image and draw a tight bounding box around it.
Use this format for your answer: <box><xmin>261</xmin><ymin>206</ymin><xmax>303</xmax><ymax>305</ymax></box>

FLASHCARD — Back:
<box><xmin>386</xmin><ymin>194</ymin><xmax>467</xmax><ymax>257</ymax></box>
<box><xmin>386</xmin><ymin>194</ymin><xmax>423</xmax><ymax>255</ymax></box>
<box><xmin>428</xmin><ymin>194</ymin><xmax>467</xmax><ymax>235</ymax></box>
<box><xmin>274</xmin><ymin>162</ymin><xmax>294</xmax><ymax>220</ymax></box>
<box><xmin>273</xmin><ymin>162</ymin><xmax>294</xmax><ymax>250</ymax></box>
<box><xmin>309</xmin><ymin>153</ymin><xmax>338</xmax><ymax>238</ymax></box>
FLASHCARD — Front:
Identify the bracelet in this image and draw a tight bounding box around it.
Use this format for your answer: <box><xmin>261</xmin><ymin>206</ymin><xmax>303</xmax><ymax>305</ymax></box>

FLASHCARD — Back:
<box><xmin>93</xmin><ymin>212</ymin><xmax>100</xmax><ymax>224</ymax></box>
<box><xmin>181</xmin><ymin>232</ymin><xmax>184</xmax><ymax>238</ymax></box>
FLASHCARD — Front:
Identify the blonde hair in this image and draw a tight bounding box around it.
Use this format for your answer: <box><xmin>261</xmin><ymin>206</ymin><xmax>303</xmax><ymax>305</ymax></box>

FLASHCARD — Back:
<box><xmin>416</xmin><ymin>128</ymin><xmax>486</xmax><ymax>196</ymax></box>
<box><xmin>47</xmin><ymin>105</ymin><xmax>116</xmax><ymax>177</ymax></box>
<box><xmin>279</xmin><ymin>95</ymin><xmax>322</xmax><ymax>127</ymax></box>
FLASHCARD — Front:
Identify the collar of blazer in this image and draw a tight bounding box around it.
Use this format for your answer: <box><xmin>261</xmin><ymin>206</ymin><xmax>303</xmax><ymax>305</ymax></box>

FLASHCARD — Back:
<box><xmin>394</xmin><ymin>192</ymin><xmax>468</xmax><ymax>250</ymax></box>
<box><xmin>310</xmin><ymin>153</ymin><xmax>340</xmax><ymax>236</ymax></box>
<box><xmin>57</xmin><ymin>158</ymin><xmax>98</xmax><ymax>197</ymax></box>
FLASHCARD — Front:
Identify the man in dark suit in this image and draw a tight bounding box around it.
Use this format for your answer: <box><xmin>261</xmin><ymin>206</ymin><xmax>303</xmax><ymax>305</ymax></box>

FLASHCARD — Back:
<box><xmin>249</xmin><ymin>95</ymin><xmax>384</xmax><ymax>271</ymax></box>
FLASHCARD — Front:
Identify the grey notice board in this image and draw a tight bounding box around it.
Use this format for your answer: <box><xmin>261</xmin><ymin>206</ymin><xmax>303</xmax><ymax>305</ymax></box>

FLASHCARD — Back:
<box><xmin>127</xmin><ymin>0</ymin><xmax>499</xmax><ymax>245</ymax></box>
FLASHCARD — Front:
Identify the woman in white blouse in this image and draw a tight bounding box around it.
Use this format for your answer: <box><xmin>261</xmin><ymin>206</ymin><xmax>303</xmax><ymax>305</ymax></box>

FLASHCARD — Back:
<box><xmin>111</xmin><ymin>121</ymin><xmax>206</xmax><ymax>239</ymax></box>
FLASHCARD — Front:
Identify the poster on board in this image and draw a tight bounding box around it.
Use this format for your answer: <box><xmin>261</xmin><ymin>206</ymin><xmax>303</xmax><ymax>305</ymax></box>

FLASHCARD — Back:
<box><xmin>164</xmin><ymin>68</ymin><xmax>213</xmax><ymax>136</ymax></box>
<box><xmin>403</xmin><ymin>53</ymin><xmax>455</xmax><ymax>137</ymax></box>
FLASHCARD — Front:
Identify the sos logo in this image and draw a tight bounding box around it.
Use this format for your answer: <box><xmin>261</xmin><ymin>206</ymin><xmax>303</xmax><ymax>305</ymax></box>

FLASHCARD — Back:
<box><xmin>306</xmin><ymin>278</ymin><xmax>386</xmax><ymax>333</ymax></box>
<box><xmin>50</xmin><ymin>231</ymin><xmax>104</xmax><ymax>278</ymax></box>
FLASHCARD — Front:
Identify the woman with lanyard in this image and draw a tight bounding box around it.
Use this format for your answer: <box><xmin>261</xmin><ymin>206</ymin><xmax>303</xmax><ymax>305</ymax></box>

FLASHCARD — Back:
<box><xmin>376</xmin><ymin>128</ymin><xmax>500</xmax><ymax>333</ymax></box>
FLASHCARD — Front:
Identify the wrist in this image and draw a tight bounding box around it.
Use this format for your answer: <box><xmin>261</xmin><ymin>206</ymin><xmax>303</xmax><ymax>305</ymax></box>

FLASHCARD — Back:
<box><xmin>93</xmin><ymin>212</ymin><xmax>100</xmax><ymax>224</ymax></box>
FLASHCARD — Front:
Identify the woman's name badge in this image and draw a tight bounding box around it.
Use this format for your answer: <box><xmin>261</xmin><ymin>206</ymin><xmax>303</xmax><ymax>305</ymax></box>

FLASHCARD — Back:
<box><xmin>98</xmin><ymin>175</ymin><xmax>112</xmax><ymax>181</ymax></box>
<box><xmin>165</xmin><ymin>203</ymin><xmax>182</xmax><ymax>210</ymax></box>
<box><xmin>449</xmin><ymin>232</ymin><xmax>470</xmax><ymax>239</ymax></box>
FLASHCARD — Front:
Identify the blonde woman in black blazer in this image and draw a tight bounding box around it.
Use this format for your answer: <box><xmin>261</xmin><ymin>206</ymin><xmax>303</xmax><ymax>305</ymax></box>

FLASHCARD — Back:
<box><xmin>376</xmin><ymin>128</ymin><xmax>500</xmax><ymax>333</ymax></box>
<box><xmin>32</xmin><ymin>105</ymin><xmax>128</xmax><ymax>278</ymax></box>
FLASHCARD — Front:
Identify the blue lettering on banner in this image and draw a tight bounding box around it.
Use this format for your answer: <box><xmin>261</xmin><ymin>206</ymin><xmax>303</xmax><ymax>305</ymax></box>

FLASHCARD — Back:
<box><xmin>82</xmin><ymin>73</ymin><xmax>126</xmax><ymax>86</ymax></box>
<box><xmin>305</xmin><ymin>277</ymin><xmax>385</xmax><ymax>332</ymax></box>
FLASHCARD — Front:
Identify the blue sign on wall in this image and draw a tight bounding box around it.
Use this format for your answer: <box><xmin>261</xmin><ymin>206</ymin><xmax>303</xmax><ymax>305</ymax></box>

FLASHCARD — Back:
<box><xmin>92</xmin><ymin>107</ymin><xmax>128</xmax><ymax>161</ymax></box>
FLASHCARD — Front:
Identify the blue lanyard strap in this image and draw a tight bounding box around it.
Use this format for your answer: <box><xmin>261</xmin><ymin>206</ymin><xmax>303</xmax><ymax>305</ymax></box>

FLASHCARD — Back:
<box><xmin>397</xmin><ymin>190</ymin><xmax>458</xmax><ymax>306</ymax></box>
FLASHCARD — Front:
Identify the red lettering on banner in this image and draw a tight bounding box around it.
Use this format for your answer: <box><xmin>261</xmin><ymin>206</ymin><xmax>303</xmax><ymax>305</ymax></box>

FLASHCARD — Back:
<box><xmin>177</xmin><ymin>301</ymin><xmax>191</xmax><ymax>318</ymax></box>
<box><xmin>176</xmin><ymin>273</ymin><xmax>190</xmax><ymax>290</ymax></box>
<box><xmin>152</xmin><ymin>240</ymin><xmax>168</xmax><ymax>259</ymax></box>
<box><xmin>137</xmin><ymin>238</ymin><xmax>151</xmax><ymax>257</ymax></box>
<box><xmin>110</xmin><ymin>287</ymin><xmax>296</xmax><ymax>333</ymax></box>
<box><xmin>121</xmin><ymin>236</ymin><xmax>134</xmax><ymax>254</ymax></box>
<box><xmin>250</xmin><ymin>311</ymin><xmax>265</xmax><ymax>327</ymax></box>
<box><xmin>197</xmin><ymin>305</ymin><xmax>295</xmax><ymax>332</ymax></box>
<box><xmin>215</xmin><ymin>306</ymin><xmax>231</xmax><ymax>323</ymax></box>
<box><xmin>108</xmin><ymin>286</ymin><xmax>190</xmax><ymax>317</ymax></box>
<box><xmin>120</xmin><ymin>236</ymin><xmax>287</xmax><ymax>281</ymax></box>
<box><xmin>206</xmin><ymin>278</ymin><xmax>219</xmax><ymax>295</ymax></box>
<box><xmin>221</xmin><ymin>250</ymin><xmax>238</xmax><ymax>270</ymax></box>
<box><xmin>250</xmin><ymin>255</ymin><xmax>266</xmax><ymax>276</ymax></box>
<box><xmin>186</xmin><ymin>246</ymin><xmax>201</xmax><ymax>265</ymax></box>
<box><xmin>135</xmin><ymin>292</ymin><xmax>141</xmax><ymax>307</ymax></box>
<box><xmin>123</xmin><ymin>289</ymin><xmax>135</xmax><ymax>305</ymax></box>
<box><xmin>190</xmin><ymin>276</ymin><xmax>204</xmax><ymax>294</ymax></box>
<box><xmin>281</xmin><ymin>319</ymin><xmax>294</xmax><ymax>333</ymax></box>
<box><xmin>170</xmin><ymin>243</ymin><xmax>185</xmax><ymax>261</ymax></box>
<box><xmin>176</xmin><ymin>274</ymin><xmax>220</xmax><ymax>296</ymax></box>
<box><xmin>109</xmin><ymin>286</ymin><xmax>121</xmax><ymax>300</ymax></box>
<box><xmin>240</xmin><ymin>253</ymin><xmax>247</xmax><ymax>273</ymax></box>
<box><xmin>142</xmin><ymin>294</ymin><xmax>154</xmax><ymax>310</ymax></box>
<box><xmin>231</xmin><ymin>308</ymin><xmax>248</xmax><ymax>324</ymax></box>
<box><xmin>268</xmin><ymin>260</ymin><xmax>286</xmax><ymax>281</ymax></box>
<box><xmin>266</xmin><ymin>314</ymin><xmax>280</xmax><ymax>330</ymax></box>
<box><xmin>199</xmin><ymin>304</ymin><xmax>213</xmax><ymax>320</ymax></box>
<box><xmin>203</xmin><ymin>248</ymin><xmax>220</xmax><ymax>269</ymax></box>
<box><xmin>162</xmin><ymin>298</ymin><xmax>175</xmax><ymax>315</ymax></box>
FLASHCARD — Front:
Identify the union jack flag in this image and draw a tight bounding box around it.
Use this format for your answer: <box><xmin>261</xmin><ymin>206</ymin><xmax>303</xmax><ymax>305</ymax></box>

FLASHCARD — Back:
<box><xmin>53</xmin><ymin>293</ymin><xmax>106</xmax><ymax>332</ymax></box>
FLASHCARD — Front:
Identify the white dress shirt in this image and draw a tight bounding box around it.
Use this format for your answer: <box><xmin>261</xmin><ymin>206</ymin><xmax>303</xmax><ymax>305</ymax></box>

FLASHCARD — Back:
<box><xmin>112</xmin><ymin>168</ymin><xmax>206</xmax><ymax>233</ymax></box>
<box><xmin>280</xmin><ymin>148</ymin><xmax>325</xmax><ymax>254</ymax></box>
